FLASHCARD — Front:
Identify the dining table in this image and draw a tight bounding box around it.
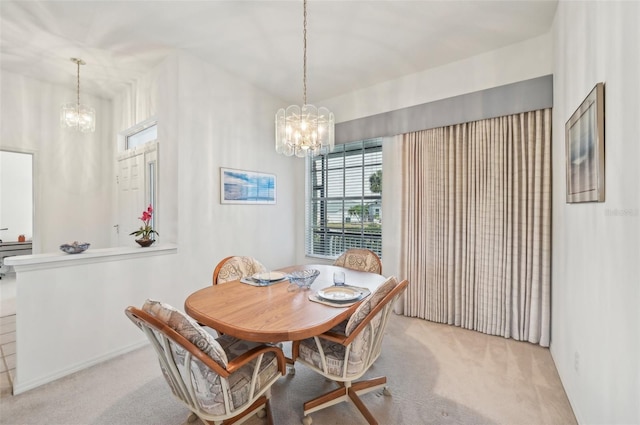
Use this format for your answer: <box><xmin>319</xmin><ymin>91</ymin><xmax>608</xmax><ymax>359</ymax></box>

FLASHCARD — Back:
<box><xmin>184</xmin><ymin>264</ymin><xmax>388</xmax><ymax>343</ymax></box>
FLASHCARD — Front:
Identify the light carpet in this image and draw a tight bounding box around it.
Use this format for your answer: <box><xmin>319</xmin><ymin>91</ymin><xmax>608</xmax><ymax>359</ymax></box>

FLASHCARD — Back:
<box><xmin>0</xmin><ymin>314</ymin><xmax>576</xmax><ymax>425</ymax></box>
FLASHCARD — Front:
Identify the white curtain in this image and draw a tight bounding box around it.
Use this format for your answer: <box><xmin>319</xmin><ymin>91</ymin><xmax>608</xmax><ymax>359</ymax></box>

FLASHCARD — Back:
<box><xmin>399</xmin><ymin>109</ymin><xmax>551</xmax><ymax>346</ymax></box>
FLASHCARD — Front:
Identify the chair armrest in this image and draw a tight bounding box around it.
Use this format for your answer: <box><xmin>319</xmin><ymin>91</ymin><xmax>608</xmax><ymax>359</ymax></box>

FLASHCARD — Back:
<box><xmin>226</xmin><ymin>344</ymin><xmax>287</xmax><ymax>376</ymax></box>
<box><xmin>317</xmin><ymin>330</ymin><xmax>348</xmax><ymax>344</ymax></box>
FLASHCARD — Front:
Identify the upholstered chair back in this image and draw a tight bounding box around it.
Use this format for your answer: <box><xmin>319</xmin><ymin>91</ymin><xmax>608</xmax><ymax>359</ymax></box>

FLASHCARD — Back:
<box><xmin>333</xmin><ymin>248</ymin><xmax>382</xmax><ymax>274</ymax></box>
<box><xmin>213</xmin><ymin>256</ymin><xmax>267</xmax><ymax>284</ymax></box>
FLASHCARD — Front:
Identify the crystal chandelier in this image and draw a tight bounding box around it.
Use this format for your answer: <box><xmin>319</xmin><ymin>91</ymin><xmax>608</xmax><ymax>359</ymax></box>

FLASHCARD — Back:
<box><xmin>60</xmin><ymin>58</ymin><xmax>95</xmax><ymax>133</ymax></box>
<box><xmin>275</xmin><ymin>0</ymin><xmax>334</xmax><ymax>157</ymax></box>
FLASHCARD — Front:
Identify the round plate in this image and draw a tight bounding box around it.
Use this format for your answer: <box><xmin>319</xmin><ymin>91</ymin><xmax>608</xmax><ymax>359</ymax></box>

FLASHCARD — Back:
<box><xmin>317</xmin><ymin>286</ymin><xmax>363</xmax><ymax>302</ymax></box>
<box><xmin>252</xmin><ymin>271</ymin><xmax>287</xmax><ymax>282</ymax></box>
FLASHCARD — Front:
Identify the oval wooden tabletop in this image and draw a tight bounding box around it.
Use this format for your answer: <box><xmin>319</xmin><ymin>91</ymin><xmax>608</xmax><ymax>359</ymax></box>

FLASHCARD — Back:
<box><xmin>184</xmin><ymin>264</ymin><xmax>387</xmax><ymax>342</ymax></box>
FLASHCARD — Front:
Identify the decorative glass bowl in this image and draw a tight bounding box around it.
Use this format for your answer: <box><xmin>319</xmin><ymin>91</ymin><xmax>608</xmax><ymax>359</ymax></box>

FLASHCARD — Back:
<box><xmin>60</xmin><ymin>242</ymin><xmax>90</xmax><ymax>254</ymax></box>
<box><xmin>288</xmin><ymin>269</ymin><xmax>320</xmax><ymax>290</ymax></box>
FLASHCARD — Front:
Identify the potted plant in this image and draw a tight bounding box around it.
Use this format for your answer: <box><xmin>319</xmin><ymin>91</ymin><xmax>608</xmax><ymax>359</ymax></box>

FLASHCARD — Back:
<box><xmin>130</xmin><ymin>204</ymin><xmax>158</xmax><ymax>247</ymax></box>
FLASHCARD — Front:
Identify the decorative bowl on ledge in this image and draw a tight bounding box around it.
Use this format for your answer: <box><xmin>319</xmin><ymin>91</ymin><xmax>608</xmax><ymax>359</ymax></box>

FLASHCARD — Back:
<box><xmin>60</xmin><ymin>242</ymin><xmax>90</xmax><ymax>254</ymax></box>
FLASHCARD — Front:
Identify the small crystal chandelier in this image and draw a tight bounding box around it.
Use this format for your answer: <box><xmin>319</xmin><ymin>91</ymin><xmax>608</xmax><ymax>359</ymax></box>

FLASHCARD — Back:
<box><xmin>275</xmin><ymin>0</ymin><xmax>334</xmax><ymax>157</ymax></box>
<box><xmin>60</xmin><ymin>58</ymin><xmax>95</xmax><ymax>133</ymax></box>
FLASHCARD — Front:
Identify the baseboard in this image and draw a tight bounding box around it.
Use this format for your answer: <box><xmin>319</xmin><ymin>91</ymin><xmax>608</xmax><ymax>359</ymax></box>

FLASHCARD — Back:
<box><xmin>549</xmin><ymin>344</ymin><xmax>583</xmax><ymax>424</ymax></box>
<box><xmin>13</xmin><ymin>340</ymin><xmax>148</xmax><ymax>395</ymax></box>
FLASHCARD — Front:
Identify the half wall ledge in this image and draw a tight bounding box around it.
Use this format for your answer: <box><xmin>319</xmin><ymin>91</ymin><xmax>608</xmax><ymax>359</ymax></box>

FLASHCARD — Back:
<box><xmin>7</xmin><ymin>242</ymin><xmax>179</xmax><ymax>395</ymax></box>
<box><xmin>4</xmin><ymin>243</ymin><xmax>178</xmax><ymax>272</ymax></box>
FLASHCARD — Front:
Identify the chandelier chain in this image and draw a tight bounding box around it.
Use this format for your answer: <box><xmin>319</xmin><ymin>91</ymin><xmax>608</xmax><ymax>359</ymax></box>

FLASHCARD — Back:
<box><xmin>76</xmin><ymin>60</ymin><xmax>81</xmax><ymax>107</ymax></box>
<box><xmin>274</xmin><ymin>0</ymin><xmax>334</xmax><ymax>157</ymax></box>
<box><xmin>303</xmin><ymin>0</ymin><xmax>307</xmax><ymax>106</ymax></box>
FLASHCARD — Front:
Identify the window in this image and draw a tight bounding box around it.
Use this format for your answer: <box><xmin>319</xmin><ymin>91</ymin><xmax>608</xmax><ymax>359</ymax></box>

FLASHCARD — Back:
<box><xmin>306</xmin><ymin>138</ymin><xmax>382</xmax><ymax>258</ymax></box>
<box><xmin>125</xmin><ymin>122</ymin><xmax>157</xmax><ymax>150</ymax></box>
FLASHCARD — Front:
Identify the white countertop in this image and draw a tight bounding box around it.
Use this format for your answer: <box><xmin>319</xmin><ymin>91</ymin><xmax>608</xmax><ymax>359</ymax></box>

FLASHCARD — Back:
<box><xmin>4</xmin><ymin>243</ymin><xmax>178</xmax><ymax>271</ymax></box>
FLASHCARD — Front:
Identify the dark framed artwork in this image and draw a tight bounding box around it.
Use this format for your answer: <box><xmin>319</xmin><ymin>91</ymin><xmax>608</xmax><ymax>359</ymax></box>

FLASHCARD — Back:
<box><xmin>565</xmin><ymin>82</ymin><xmax>605</xmax><ymax>203</ymax></box>
<box><xmin>220</xmin><ymin>167</ymin><xmax>276</xmax><ymax>204</ymax></box>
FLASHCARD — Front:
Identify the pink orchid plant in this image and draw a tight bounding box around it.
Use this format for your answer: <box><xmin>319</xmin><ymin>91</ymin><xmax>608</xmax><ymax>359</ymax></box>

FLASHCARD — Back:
<box><xmin>130</xmin><ymin>204</ymin><xmax>159</xmax><ymax>240</ymax></box>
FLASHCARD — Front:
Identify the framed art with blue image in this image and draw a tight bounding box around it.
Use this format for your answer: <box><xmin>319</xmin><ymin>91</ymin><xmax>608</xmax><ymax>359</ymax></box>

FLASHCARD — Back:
<box><xmin>220</xmin><ymin>167</ymin><xmax>276</xmax><ymax>204</ymax></box>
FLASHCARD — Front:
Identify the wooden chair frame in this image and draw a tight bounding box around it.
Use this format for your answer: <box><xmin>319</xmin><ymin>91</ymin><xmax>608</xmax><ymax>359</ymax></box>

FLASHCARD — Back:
<box><xmin>125</xmin><ymin>306</ymin><xmax>286</xmax><ymax>425</ymax></box>
<box><xmin>292</xmin><ymin>279</ymin><xmax>409</xmax><ymax>425</ymax></box>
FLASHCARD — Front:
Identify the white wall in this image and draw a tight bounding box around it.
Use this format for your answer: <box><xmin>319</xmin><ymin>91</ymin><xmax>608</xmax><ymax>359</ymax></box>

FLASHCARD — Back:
<box><xmin>0</xmin><ymin>72</ymin><xmax>114</xmax><ymax>254</ymax></box>
<box><xmin>0</xmin><ymin>151</ymin><xmax>32</xmax><ymax>241</ymax></box>
<box><xmin>322</xmin><ymin>32</ymin><xmax>553</xmax><ymax>122</ymax></box>
<box><xmin>112</xmin><ymin>51</ymin><xmax>300</xmax><ymax>290</ymax></box>
<box><xmin>551</xmin><ymin>2</ymin><xmax>640</xmax><ymax>424</ymax></box>
<box><xmin>175</xmin><ymin>52</ymin><xmax>300</xmax><ymax>280</ymax></box>
<box><xmin>12</xmin><ymin>247</ymin><xmax>180</xmax><ymax>394</ymax></box>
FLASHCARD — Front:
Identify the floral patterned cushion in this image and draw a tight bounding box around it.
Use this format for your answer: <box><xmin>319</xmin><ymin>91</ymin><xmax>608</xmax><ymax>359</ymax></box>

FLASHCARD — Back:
<box><xmin>217</xmin><ymin>256</ymin><xmax>267</xmax><ymax>284</ymax></box>
<box><xmin>297</xmin><ymin>327</ymin><xmax>373</xmax><ymax>377</ymax></box>
<box><xmin>333</xmin><ymin>249</ymin><xmax>382</xmax><ymax>274</ymax></box>
<box><xmin>173</xmin><ymin>335</ymin><xmax>280</xmax><ymax>416</ymax></box>
<box><xmin>344</xmin><ymin>276</ymin><xmax>398</xmax><ymax>335</ymax></box>
<box><xmin>142</xmin><ymin>299</ymin><xmax>228</xmax><ymax>367</ymax></box>
<box><xmin>214</xmin><ymin>335</ymin><xmax>279</xmax><ymax>413</ymax></box>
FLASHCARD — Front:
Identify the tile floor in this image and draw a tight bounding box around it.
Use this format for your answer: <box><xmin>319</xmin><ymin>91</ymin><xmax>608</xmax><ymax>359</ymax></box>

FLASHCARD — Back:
<box><xmin>0</xmin><ymin>314</ymin><xmax>16</xmax><ymax>397</ymax></box>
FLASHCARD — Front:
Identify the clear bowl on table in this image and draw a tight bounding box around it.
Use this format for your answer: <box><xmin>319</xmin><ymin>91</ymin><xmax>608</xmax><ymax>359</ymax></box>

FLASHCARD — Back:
<box><xmin>287</xmin><ymin>269</ymin><xmax>320</xmax><ymax>291</ymax></box>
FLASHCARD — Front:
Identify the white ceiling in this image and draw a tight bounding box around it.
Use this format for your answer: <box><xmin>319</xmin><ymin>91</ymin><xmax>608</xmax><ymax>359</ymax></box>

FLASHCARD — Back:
<box><xmin>0</xmin><ymin>0</ymin><xmax>558</xmax><ymax>104</ymax></box>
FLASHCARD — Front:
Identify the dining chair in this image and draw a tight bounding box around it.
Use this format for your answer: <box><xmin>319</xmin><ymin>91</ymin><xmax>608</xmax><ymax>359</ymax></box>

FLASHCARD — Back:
<box><xmin>333</xmin><ymin>248</ymin><xmax>382</xmax><ymax>274</ymax></box>
<box><xmin>125</xmin><ymin>299</ymin><xmax>286</xmax><ymax>425</ymax></box>
<box><xmin>291</xmin><ymin>277</ymin><xmax>409</xmax><ymax>425</ymax></box>
<box><xmin>212</xmin><ymin>256</ymin><xmax>267</xmax><ymax>285</ymax></box>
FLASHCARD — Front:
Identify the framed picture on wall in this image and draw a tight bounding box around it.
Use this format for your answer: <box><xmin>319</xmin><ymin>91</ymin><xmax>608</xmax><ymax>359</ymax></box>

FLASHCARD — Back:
<box><xmin>220</xmin><ymin>167</ymin><xmax>276</xmax><ymax>204</ymax></box>
<box><xmin>565</xmin><ymin>82</ymin><xmax>605</xmax><ymax>203</ymax></box>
